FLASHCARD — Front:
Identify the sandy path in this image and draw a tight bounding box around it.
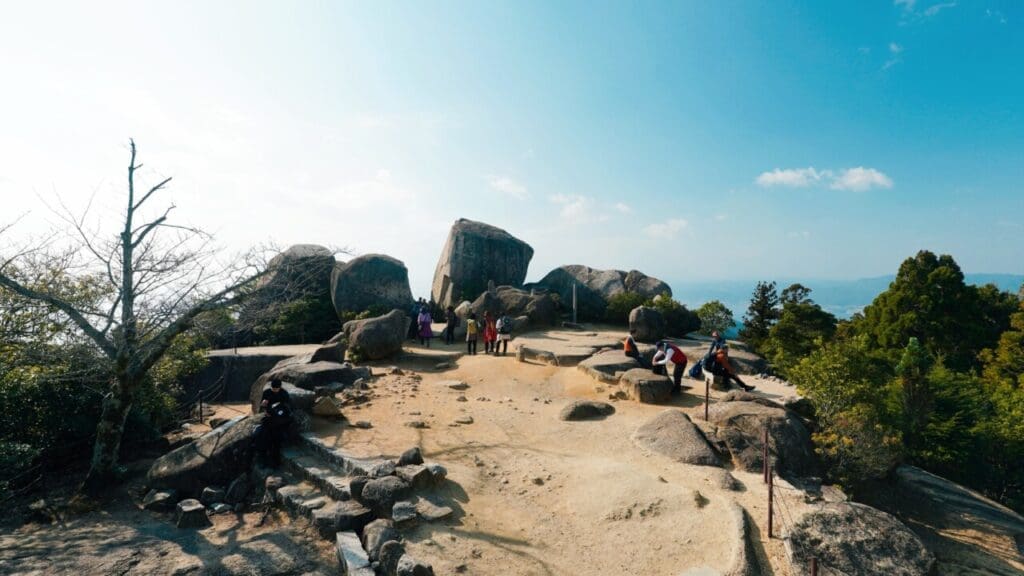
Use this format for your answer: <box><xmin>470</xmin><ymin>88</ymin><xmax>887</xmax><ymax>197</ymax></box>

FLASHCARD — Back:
<box><xmin>309</xmin><ymin>333</ymin><xmax>808</xmax><ymax>576</ymax></box>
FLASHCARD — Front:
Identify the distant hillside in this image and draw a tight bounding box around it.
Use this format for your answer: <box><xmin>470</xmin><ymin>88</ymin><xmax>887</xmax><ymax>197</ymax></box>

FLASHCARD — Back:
<box><xmin>671</xmin><ymin>274</ymin><xmax>1024</xmax><ymax>321</ymax></box>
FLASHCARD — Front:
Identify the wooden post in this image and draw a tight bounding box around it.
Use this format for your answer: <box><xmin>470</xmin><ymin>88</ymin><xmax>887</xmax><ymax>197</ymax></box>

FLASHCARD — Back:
<box><xmin>704</xmin><ymin>379</ymin><xmax>709</xmax><ymax>420</ymax></box>
<box><xmin>572</xmin><ymin>283</ymin><xmax>577</xmax><ymax>325</ymax></box>
<box><xmin>810</xmin><ymin>558</ymin><xmax>818</xmax><ymax>576</ymax></box>
<box><xmin>763</xmin><ymin>423</ymin><xmax>770</xmax><ymax>484</ymax></box>
<box><xmin>198</xmin><ymin>391</ymin><xmax>204</xmax><ymax>425</ymax></box>
<box><xmin>768</xmin><ymin>466</ymin><xmax>774</xmax><ymax>538</ymax></box>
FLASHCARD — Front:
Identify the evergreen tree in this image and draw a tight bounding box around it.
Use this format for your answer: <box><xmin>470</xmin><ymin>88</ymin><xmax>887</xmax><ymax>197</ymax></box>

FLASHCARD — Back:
<box><xmin>696</xmin><ymin>300</ymin><xmax>735</xmax><ymax>336</ymax></box>
<box><xmin>740</xmin><ymin>280</ymin><xmax>779</xmax><ymax>351</ymax></box>
<box><xmin>761</xmin><ymin>284</ymin><xmax>837</xmax><ymax>377</ymax></box>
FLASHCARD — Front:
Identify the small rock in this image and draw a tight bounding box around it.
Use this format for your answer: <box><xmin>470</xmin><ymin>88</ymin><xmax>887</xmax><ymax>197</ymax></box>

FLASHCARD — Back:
<box><xmin>531</xmin><ymin>477</ymin><xmax>544</xmax><ymax>486</ymax></box>
<box><xmin>440</xmin><ymin>380</ymin><xmax>470</xmax><ymax>390</ymax></box>
<box><xmin>397</xmin><ymin>554</ymin><xmax>436</xmax><ymax>576</ymax></box>
<box><xmin>335</xmin><ymin>530</ymin><xmax>372</xmax><ymax>574</ymax></box>
<box><xmin>349</xmin><ymin>476</ymin><xmax>370</xmax><ymax>501</ymax></box>
<box><xmin>371</xmin><ymin>461</ymin><xmax>397</xmax><ymax>478</ymax></box>
<box><xmin>379</xmin><ymin>540</ymin><xmax>406</xmax><ymax>575</ymax></box>
<box><xmin>209</xmin><ymin>502</ymin><xmax>233</xmax><ymax>514</ymax></box>
<box><xmin>362</xmin><ymin>519</ymin><xmax>400</xmax><ymax>561</ymax></box>
<box><xmin>405</xmin><ymin>420</ymin><xmax>428</xmax><ymax>429</ymax></box>
<box><xmin>142</xmin><ymin>489</ymin><xmax>177</xmax><ymax>512</ymax></box>
<box><xmin>398</xmin><ymin>447</ymin><xmax>424</xmax><ymax>466</ymax></box>
<box><xmin>425</xmin><ymin>463</ymin><xmax>448</xmax><ymax>485</ymax></box>
<box><xmin>353</xmin><ymin>420</ymin><xmax>373</xmax><ymax>429</ymax></box>
<box><xmin>416</xmin><ymin>499</ymin><xmax>454</xmax><ymax>522</ymax></box>
<box><xmin>175</xmin><ymin>499</ymin><xmax>210</xmax><ymax>529</ymax></box>
<box><xmin>456</xmin><ymin>395</ymin><xmax>468</xmax><ymax>402</ymax></box>
<box><xmin>455</xmin><ymin>416</ymin><xmax>474</xmax><ymax>425</ymax></box>
<box><xmin>396</xmin><ymin>465</ymin><xmax>433</xmax><ymax>489</ymax></box>
<box><xmin>199</xmin><ymin>486</ymin><xmax>226</xmax><ymax>506</ymax></box>
<box><xmin>392</xmin><ymin>500</ymin><xmax>418</xmax><ymax>527</ymax></box>
<box><xmin>408</xmin><ymin>410</ymin><xmax>421</xmax><ymax>416</ymax></box>
<box><xmin>693</xmin><ymin>490</ymin><xmax>709</xmax><ymax>508</ymax></box>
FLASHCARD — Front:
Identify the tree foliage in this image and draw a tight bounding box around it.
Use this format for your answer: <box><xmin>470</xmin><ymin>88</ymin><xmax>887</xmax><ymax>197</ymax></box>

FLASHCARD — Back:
<box><xmin>604</xmin><ymin>291</ymin><xmax>648</xmax><ymax>325</ymax></box>
<box><xmin>696</xmin><ymin>300</ymin><xmax>734</xmax><ymax>336</ymax></box>
<box><xmin>761</xmin><ymin>284</ymin><xmax>837</xmax><ymax>377</ymax></box>
<box><xmin>648</xmin><ymin>292</ymin><xmax>701</xmax><ymax>337</ymax></box>
<box><xmin>740</xmin><ymin>281</ymin><xmax>779</xmax><ymax>350</ymax></box>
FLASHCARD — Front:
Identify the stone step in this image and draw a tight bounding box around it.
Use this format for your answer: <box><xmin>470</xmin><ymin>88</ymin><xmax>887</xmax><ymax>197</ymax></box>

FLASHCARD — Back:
<box><xmin>282</xmin><ymin>447</ymin><xmax>355</xmax><ymax>502</ymax></box>
<box><xmin>296</xmin><ymin>433</ymin><xmax>388</xmax><ymax>476</ymax></box>
<box><xmin>274</xmin><ymin>476</ymin><xmax>375</xmax><ymax>539</ymax></box>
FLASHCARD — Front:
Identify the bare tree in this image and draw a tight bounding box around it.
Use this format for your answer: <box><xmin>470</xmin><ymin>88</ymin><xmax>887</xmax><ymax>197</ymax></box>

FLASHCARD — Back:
<box><xmin>0</xmin><ymin>140</ymin><xmax>272</xmax><ymax>494</ymax></box>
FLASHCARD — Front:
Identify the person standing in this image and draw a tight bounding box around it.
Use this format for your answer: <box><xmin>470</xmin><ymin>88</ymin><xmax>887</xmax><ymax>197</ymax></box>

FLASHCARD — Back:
<box><xmin>483</xmin><ymin>311</ymin><xmax>497</xmax><ymax>354</ymax></box>
<box><xmin>417</xmin><ymin>306</ymin><xmax>434</xmax><ymax>347</ymax></box>
<box><xmin>652</xmin><ymin>340</ymin><xmax>689</xmax><ymax>394</ymax></box>
<box><xmin>444</xmin><ymin>305</ymin><xmax>458</xmax><ymax>345</ymax></box>
<box><xmin>495</xmin><ymin>313</ymin><xmax>513</xmax><ymax>356</ymax></box>
<box><xmin>260</xmin><ymin>378</ymin><xmax>292</xmax><ymax>467</ymax></box>
<box><xmin>465</xmin><ymin>312</ymin><xmax>479</xmax><ymax>355</ymax></box>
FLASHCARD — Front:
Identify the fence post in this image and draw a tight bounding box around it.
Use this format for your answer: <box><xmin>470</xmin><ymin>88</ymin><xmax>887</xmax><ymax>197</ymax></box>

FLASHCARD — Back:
<box><xmin>198</xmin><ymin>390</ymin><xmax>204</xmax><ymax>425</ymax></box>
<box><xmin>704</xmin><ymin>379</ymin><xmax>709</xmax><ymax>421</ymax></box>
<box><xmin>767</xmin><ymin>466</ymin><xmax>774</xmax><ymax>538</ymax></box>
<box><xmin>810</xmin><ymin>557</ymin><xmax>818</xmax><ymax>576</ymax></box>
<box><xmin>763</xmin><ymin>423</ymin><xmax>769</xmax><ymax>484</ymax></box>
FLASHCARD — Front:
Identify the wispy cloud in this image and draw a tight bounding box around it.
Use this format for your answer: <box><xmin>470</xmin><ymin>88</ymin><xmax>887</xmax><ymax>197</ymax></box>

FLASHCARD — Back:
<box><xmin>755</xmin><ymin>167</ymin><xmax>827</xmax><ymax>188</ymax></box>
<box><xmin>830</xmin><ymin>167</ymin><xmax>894</xmax><ymax>191</ymax></box>
<box><xmin>883</xmin><ymin>42</ymin><xmax>904</xmax><ymax>70</ymax></box>
<box><xmin>549</xmin><ymin>193</ymin><xmax>611</xmax><ymax>223</ymax></box>
<box><xmin>986</xmin><ymin>9</ymin><xmax>1007</xmax><ymax>24</ymax></box>
<box><xmin>894</xmin><ymin>0</ymin><xmax>916</xmax><ymax>9</ymax></box>
<box><xmin>923</xmin><ymin>1</ymin><xmax>956</xmax><ymax>17</ymax></box>
<box><xmin>889</xmin><ymin>42</ymin><xmax>904</xmax><ymax>54</ymax></box>
<box><xmin>644</xmin><ymin>218</ymin><xmax>688</xmax><ymax>239</ymax></box>
<box><xmin>896</xmin><ymin>0</ymin><xmax>957</xmax><ymax>22</ymax></box>
<box><xmin>614</xmin><ymin>202</ymin><xmax>632</xmax><ymax>214</ymax></box>
<box><xmin>487</xmin><ymin>175</ymin><xmax>528</xmax><ymax>199</ymax></box>
<box><xmin>756</xmin><ymin>166</ymin><xmax>893</xmax><ymax>191</ymax></box>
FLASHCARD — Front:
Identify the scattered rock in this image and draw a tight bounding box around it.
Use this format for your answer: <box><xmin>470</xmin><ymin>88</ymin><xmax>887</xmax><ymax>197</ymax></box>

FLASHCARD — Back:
<box><xmin>619</xmin><ymin>368</ymin><xmax>673</xmax><ymax>404</ymax></box>
<box><xmin>353</xmin><ymin>420</ymin><xmax>373</xmax><ymax>429</ymax></box>
<box><xmin>313</xmin><ymin>396</ymin><xmax>344</xmax><ymax>418</ymax></box>
<box><xmin>208</xmin><ymin>417</ymin><xmax>230</xmax><ymax>429</ymax></box>
<box><xmin>175</xmin><ymin>499</ymin><xmax>210</xmax><ymax>529</ymax></box>
<box><xmin>362</xmin><ymin>519</ymin><xmax>400</xmax><ymax>561</ymax></box>
<box><xmin>395</xmin><ymin>465</ymin><xmax>432</xmax><ymax>489</ymax></box>
<box><xmin>405</xmin><ymin>420</ymin><xmax>428</xmax><ymax>429</ymax></box>
<box><xmin>633</xmin><ymin>410</ymin><xmax>721</xmax><ymax>467</ymax></box>
<box><xmin>360</xmin><ymin>476</ymin><xmax>411</xmax><ymax>517</ymax></box>
<box><xmin>558</xmin><ymin>400</ymin><xmax>615</xmax><ymax>421</ymax></box>
<box><xmin>392</xmin><ymin>500</ymin><xmax>418</xmax><ymax>527</ymax></box>
<box><xmin>371</xmin><ymin>461</ymin><xmax>397</xmax><ymax>478</ymax></box>
<box><xmin>416</xmin><ymin>499</ymin><xmax>454</xmax><ymax>522</ymax></box>
<box><xmin>396</xmin><ymin>554</ymin><xmax>436</xmax><ymax>576</ymax></box>
<box><xmin>425</xmin><ymin>463</ymin><xmax>448</xmax><ymax>485</ymax></box>
<box><xmin>335</xmin><ymin>530</ymin><xmax>373</xmax><ymax>575</ymax></box>
<box><xmin>209</xmin><ymin>503</ymin><xmax>233</xmax><ymax>514</ymax></box>
<box><xmin>200</xmin><ymin>486</ymin><xmax>226</xmax><ymax>506</ymax></box>
<box><xmin>379</xmin><ymin>540</ymin><xmax>406</xmax><ymax>576</ymax></box>
<box><xmin>440</xmin><ymin>380</ymin><xmax>469</xmax><ymax>391</ymax></box>
<box><xmin>454</xmin><ymin>416</ymin><xmax>474</xmax><ymax>425</ymax></box>
<box><xmin>349</xmin><ymin>476</ymin><xmax>369</xmax><ymax>501</ymax></box>
<box><xmin>141</xmin><ymin>489</ymin><xmax>177</xmax><ymax>512</ymax></box>
<box><xmin>398</xmin><ymin>447</ymin><xmax>424</xmax><ymax>466</ymax></box>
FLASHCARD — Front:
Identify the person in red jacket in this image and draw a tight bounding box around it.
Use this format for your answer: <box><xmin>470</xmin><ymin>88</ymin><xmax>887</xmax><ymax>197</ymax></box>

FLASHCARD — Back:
<box><xmin>483</xmin><ymin>311</ymin><xmax>498</xmax><ymax>354</ymax></box>
<box><xmin>653</xmin><ymin>340</ymin><xmax>689</xmax><ymax>394</ymax></box>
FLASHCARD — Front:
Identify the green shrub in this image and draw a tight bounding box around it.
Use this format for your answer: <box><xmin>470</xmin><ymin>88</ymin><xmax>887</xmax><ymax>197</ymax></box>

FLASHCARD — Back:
<box><xmin>604</xmin><ymin>292</ymin><xmax>648</xmax><ymax>325</ymax></box>
<box><xmin>648</xmin><ymin>292</ymin><xmax>701</xmax><ymax>337</ymax></box>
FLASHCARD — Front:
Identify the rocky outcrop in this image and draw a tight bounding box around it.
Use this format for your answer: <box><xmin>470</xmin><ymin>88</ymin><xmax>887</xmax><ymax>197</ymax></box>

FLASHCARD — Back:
<box><xmin>249</xmin><ymin>354</ymin><xmax>371</xmax><ymax>414</ymax></box>
<box><xmin>238</xmin><ymin>244</ymin><xmax>335</xmax><ymax>329</ymax></box>
<box><xmin>707</xmin><ymin>401</ymin><xmax>818</xmax><ymax>479</ymax></box>
<box><xmin>559</xmin><ymin>400</ymin><xmax>616</xmax><ymax>421</ymax></box>
<box><xmin>537</xmin><ymin>265</ymin><xmax>672</xmax><ymax>320</ymax></box>
<box><xmin>619</xmin><ymin>368</ymin><xmax>674</xmax><ymax>403</ymax></box>
<box><xmin>147</xmin><ymin>416</ymin><xmax>259</xmax><ymax>496</ymax></box>
<box><xmin>633</xmin><ymin>410</ymin><xmax>720</xmax><ymax>467</ymax></box>
<box><xmin>431</xmin><ymin>219</ymin><xmax>534</xmax><ymax>308</ymax></box>
<box><xmin>576</xmin><ymin>350</ymin><xmax>640</xmax><ymax>384</ymax></box>
<box><xmin>331</xmin><ymin>254</ymin><xmax>413</xmax><ymax>315</ymax></box>
<box><xmin>787</xmin><ymin>502</ymin><xmax>935</xmax><ymax>576</ymax></box>
<box><xmin>466</xmin><ymin>286</ymin><xmax>559</xmax><ymax>327</ymax></box>
<box><xmin>629</xmin><ymin>306</ymin><xmax>665</xmax><ymax>343</ymax></box>
<box><xmin>340</xmin><ymin>309</ymin><xmax>409</xmax><ymax>360</ymax></box>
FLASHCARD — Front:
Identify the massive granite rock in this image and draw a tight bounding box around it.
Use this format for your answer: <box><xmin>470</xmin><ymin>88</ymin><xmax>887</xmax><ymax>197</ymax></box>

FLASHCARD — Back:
<box><xmin>147</xmin><ymin>416</ymin><xmax>259</xmax><ymax>496</ymax></box>
<box><xmin>788</xmin><ymin>502</ymin><xmax>935</xmax><ymax>576</ymax></box>
<box><xmin>629</xmin><ymin>305</ymin><xmax>665</xmax><ymax>343</ymax></box>
<box><xmin>237</xmin><ymin>244</ymin><xmax>335</xmax><ymax>337</ymax></box>
<box><xmin>467</xmin><ymin>286</ymin><xmax>559</xmax><ymax>327</ymax></box>
<box><xmin>331</xmin><ymin>254</ymin><xmax>413</xmax><ymax>315</ymax></box>
<box><xmin>633</xmin><ymin>410</ymin><xmax>721</xmax><ymax>467</ymax></box>
<box><xmin>707</xmin><ymin>400</ymin><xmax>818</xmax><ymax>480</ymax></box>
<box><xmin>248</xmin><ymin>348</ymin><xmax>372</xmax><ymax>413</ymax></box>
<box><xmin>431</xmin><ymin>219</ymin><xmax>534</xmax><ymax>308</ymax></box>
<box><xmin>340</xmin><ymin>309</ymin><xmax>409</xmax><ymax>360</ymax></box>
<box><xmin>537</xmin><ymin>265</ymin><xmax>671</xmax><ymax>321</ymax></box>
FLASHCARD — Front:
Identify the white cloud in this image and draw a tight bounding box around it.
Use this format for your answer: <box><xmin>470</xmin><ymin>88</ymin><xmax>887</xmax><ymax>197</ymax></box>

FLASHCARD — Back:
<box><xmin>894</xmin><ymin>0</ymin><xmax>916</xmax><ymax>9</ymax></box>
<box><xmin>756</xmin><ymin>166</ymin><xmax>893</xmax><ymax>191</ymax></box>
<box><xmin>550</xmin><ymin>193</ymin><xmax>593</xmax><ymax>221</ymax></box>
<box><xmin>644</xmin><ymin>218</ymin><xmax>688</xmax><ymax>239</ymax></box>
<box><xmin>986</xmin><ymin>9</ymin><xmax>1007</xmax><ymax>24</ymax></box>
<box><xmin>787</xmin><ymin>230</ymin><xmax>811</xmax><ymax>239</ymax></box>
<box><xmin>889</xmin><ymin>42</ymin><xmax>903</xmax><ymax>54</ymax></box>
<box><xmin>830</xmin><ymin>167</ymin><xmax>894</xmax><ymax>191</ymax></box>
<box><xmin>487</xmin><ymin>175</ymin><xmax>528</xmax><ymax>199</ymax></box>
<box><xmin>755</xmin><ymin>167</ymin><xmax>827</xmax><ymax>188</ymax></box>
<box><xmin>924</xmin><ymin>1</ymin><xmax>956</xmax><ymax>17</ymax></box>
<box><xmin>614</xmin><ymin>202</ymin><xmax>632</xmax><ymax>214</ymax></box>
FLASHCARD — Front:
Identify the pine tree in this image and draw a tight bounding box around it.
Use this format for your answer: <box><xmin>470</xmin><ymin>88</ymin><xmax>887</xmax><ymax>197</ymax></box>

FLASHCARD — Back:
<box><xmin>740</xmin><ymin>280</ymin><xmax>779</xmax><ymax>351</ymax></box>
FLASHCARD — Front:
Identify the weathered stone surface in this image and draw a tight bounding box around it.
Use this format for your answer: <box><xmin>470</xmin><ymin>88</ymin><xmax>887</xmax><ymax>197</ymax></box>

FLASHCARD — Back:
<box><xmin>708</xmin><ymin>401</ymin><xmax>818</xmax><ymax>479</ymax></box>
<box><xmin>141</xmin><ymin>489</ymin><xmax>177</xmax><ymax>511</ymax></box>
<box><xmin>425</xmin><ymin>463</ymin><xmax>448</xmax><ymax>485</ymax></box>
<box><xmin>312</xmin><ymin>395</ymin><xmax>344</xmax><ymax>417</ymax></box>
<box><xmin>148</xmin><ymin>416</ymin><xmax>258</xmax><ymax>497</ymax></box>
<box><xmin>438</xmin><ymin>380</ymin><xmax>469</xmax><ymax>391</ymax></box>
<box><xmin>619</xmin><ymin>368</ymin><xmax>673</xmax><ymax>404</ymax></box>
<box><xmin>633</xmin><ymin>410</ymin><xmax>720</xmax><ymax>467</ymax></box>
<box><xmin>379</xmin><ymin>541</ymin><xmax>406</xmax><ymax>576</ymax></box>
<box><xmin>392</xmin><ymin>500</ymin><xmax>418</xmax><ymax>527</ymax></box>
<box><xmin>395</xmin><ymin>465</ymin><xmax>432</xmax><ymax>489</ymax></box>
<box><xmin>249</xmin><ymin>353</ymin><xmax>370</xmax><ymax>413</ymax></box>
<box><xmin>396</xmin><ymin>447</ymin><xmax>423</xmax><ymax>466</ymax></box>
<box><xmin>724</xmin><ymin>502</ymin><xmax>760</xmax><ymax>576</ymax></box>
<box><xmin>371</xmin><ymin>460</ymin><xmax>397</xmax><ymax>478</ymax></box>
<box><xmin>629</xmin><ymin>306</ymin><xmax>666</xmax><ymax>343</ymax></box>
<box><xmin>559</xmin><ymin>400</ymin><xmax>616</xmax><ymax>421</ymax></box>
<box><xmin>359</xmin><ymin>476</ymin><xmax>411</xmax><ymax>517</ymax></box>
<box><xmin>314</xmin><ymin>500</ymin><xmax>375</xmax><ymax>538</ymax></box>
<box><xmin>349</xmin><ymin>476</ymin><xmax>369</xmax><ymax>501</ymax></box>
<box><xmin>577</xmin><ymin>350</ymin><xmax>640</xmax><ymax>384</ymax></box>
<box><xmin>331</xmin><ymin>253</ymin><xmax>413</xmax><ymax>315</ymax></box>
<box><xmin>362</xmin><ymin>519</ymin><xmax>400</xmax><ymax>561</ymax></box>
<box><xmin>537</xmin><ymin>265</ymin><xmax>671</xmax><ymax>321</ymax></box>
<box><xmin>416</xmin><ymin>499</ymin><xmax>454</xmax><ymax>522</ymax></box>
<box><xmin>175</xmin><ymin>499</ymin><xmax>210</xmax><ymax>529</ymax></box>
<box><xmin>335</xmin><ymin>530</ymin><xmax>373</xmax><ymax>576</ymax></box>
<box><xmin>466</xmin><ymin>286</ymin><xmax>558</xmax><ymax>327</ymax></box>
<box><xmin>788</xmin><ymin>502</ymin><xmax>934</xmax><ymax>576</ymax></box>
<box><xmin>396</xmin><ymin>554</ymin><xmax>435</xmax><ymax>576</ymax></box>
<box><xmin>237</xmin><ymin>244</ymin><xmax>335</xmax><ymax>333</ymax></box>
<box><xmin>200</xmin><ymin>486</ymin><xmax>226</xmax><ymax>506</ymax></box>
<box><xmin>341</xmin><ymin>309</ymin><xmax>409</xmax><ymax>360</ymax></box>
<box><xmin>431</xmin><ymin>219</ymin><xmax>534</xmax><ymax>308</ymax></box>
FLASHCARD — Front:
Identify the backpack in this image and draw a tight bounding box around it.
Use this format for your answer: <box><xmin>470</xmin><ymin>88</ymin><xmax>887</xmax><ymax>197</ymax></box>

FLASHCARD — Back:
<box><xmin>497</xmin><ymin>316</ymin><xmax>512</xmax><ymax>334</ymax></box>
<box><xmin>688</xmin><ymin>359</ymin><xmax>704</xmax><ymax>379</ymax></box>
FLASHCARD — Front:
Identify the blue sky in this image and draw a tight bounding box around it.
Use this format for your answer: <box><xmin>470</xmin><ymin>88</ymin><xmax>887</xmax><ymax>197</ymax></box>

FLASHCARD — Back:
<box><xmin>1</xmin><ymin>1</ymin><xmax>1021</xmax><ymax>297</ymax></box>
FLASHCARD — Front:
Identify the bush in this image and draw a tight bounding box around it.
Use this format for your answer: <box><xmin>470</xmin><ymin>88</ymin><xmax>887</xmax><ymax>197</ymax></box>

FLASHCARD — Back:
<box><xmin>604</xmin><ymin>292</ymin><xmax>647</xmax><ymax>325</ymax></box>
<box><xmin>696</xmin><ymin>300</ymin><xmax>734</xmax><ymax>336</ymax></box>
<box><xmin>648</xmin><ymin>292</ymin><xmax>701</xmax><ymax>337</ymax></box>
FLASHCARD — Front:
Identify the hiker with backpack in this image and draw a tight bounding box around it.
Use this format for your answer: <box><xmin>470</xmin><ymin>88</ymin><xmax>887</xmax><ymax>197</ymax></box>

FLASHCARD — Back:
<box><xmin>711</xmin><ymin>345</ymin><xmax>756</xmax><ymax>392</ymax></box>
<box><xmin>444</xmin><ymin>305</ymin><xmax>459</xmax><ymax>345</ymax></box>
<box><xmin>465</xmin><ymin>312</ymin><xmax>480</xmax><ymax>355</ymax></box>
<box><xmin>259</xmin><ymin>378</ymin><xmax>292</xmax><ymax>467</ymax></box>
<box><xmin>652</xmin><ymin>340</ymin><xmax>689</xmax><ymax>394</ymax></box>
<box><xmin>495</xmin><ymin>313</ymin><xmax>513</xmax><ymax>356</ymax></box>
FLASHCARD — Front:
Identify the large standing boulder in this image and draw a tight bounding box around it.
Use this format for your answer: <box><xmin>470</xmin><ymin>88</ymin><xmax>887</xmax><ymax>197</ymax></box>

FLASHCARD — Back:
<box><xmin>467</xmin><ymin>287</ymin><xmax>558</xmax><ymax>327</ymax></box>
<box><xmin>331</xmin><ymin>254</ymin><xmax>413</xmax><ymax>316</ymax></box>
<box><xmin>629</xmin><ymin>306</ymin><xmax>666</xmax><ymax>343</ymax></box>
<box><xmin>788</xmin><ymin>502</ymin><xmax>935</xmax><ymax>576</ymax></box>
<box><xmin>147</xmin><ymin>416</ymin><xmax>259</xmax><ymax>496</ymax></box>
<box><xmin>537</xmin><ymin>265</ymin><xmax>672</xmax><ymax>321</ymax></box>
<box><xmin>431</xmin><ymin>219</ymin><xmax>534</xmax><ymax>308</ymax></box>
<box><xmin>237</xmin><ymin>244</ymin><xmax>335</xmax><ymax>329</ymax></box>
<box><xmin>340</xmin><ymin>309</ymin><xmax>409</xmax><ymax>360</ymax></box>
<box><xmin>633</xmin><ymin>410</ymin><xmax>720</xmax><ymax>466</ymax></box>
<box><xmin>707</xmin><ymin>401</ymin><xmax>818</xmax><ymax>479</ymax></box>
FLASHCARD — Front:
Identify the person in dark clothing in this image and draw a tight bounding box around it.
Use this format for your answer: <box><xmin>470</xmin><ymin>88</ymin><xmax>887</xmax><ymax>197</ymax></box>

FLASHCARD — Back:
<box><xmin>260</xmin><ymin>379</ymin><xmax>292</xmax><ymax>467</ymax></box>
<box><xmin>707</xmin><ymin>331</ymin><xmax>726</xmax><ymax>356</ymax></box>
<box><xmin>444</xmin><ymin>305</ymin><xmax>458</xmax><ymax>345</ymax></box>
<box><xmin>623</xmin><ymin>330</ymin><xmax>647</xmax><ymax>368</ymax></box>
<box><xmin>712</xmin><ymin>345</ymin><xmax>756</xmax><ymax>392</ymax></box>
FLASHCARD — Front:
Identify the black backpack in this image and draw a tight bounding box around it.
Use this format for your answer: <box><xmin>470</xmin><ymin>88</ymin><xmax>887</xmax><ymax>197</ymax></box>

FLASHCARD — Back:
<box><xmin>497</xmin><ymin>316</ymin><xmax>512</xmax><ymax>334</ymax></box>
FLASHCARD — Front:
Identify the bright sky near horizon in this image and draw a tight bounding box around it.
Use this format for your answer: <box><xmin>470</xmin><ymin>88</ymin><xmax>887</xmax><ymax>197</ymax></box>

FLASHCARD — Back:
<box><xmin>1</xmin><ymin>1</ymin><xmax>1022</xmax><ymax>298</ymax></box>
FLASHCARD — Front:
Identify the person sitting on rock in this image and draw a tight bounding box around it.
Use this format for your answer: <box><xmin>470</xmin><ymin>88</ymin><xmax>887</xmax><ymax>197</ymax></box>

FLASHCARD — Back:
<box><xmin>712</xmin><ymin>345</ymin><xmax>755</xmax><ymax>392</ymax></box>
<box><xmin>483</xmin><ymin>311</ymin><xmax>497</xmax><ymax>354</ymax></box>
<box><xmin>260</xmin><ymin>378</ymin><xmax>292</xmax><ymax>467</ymax></box>
<box><xmin>707</xmin><ymin>330</ymin><xmax>727</xmax><ymax>356</ymax></box>
<box><xmin>465</xmin><ymin>312</ymin><xmax>479</xmax><ymax>355</ymax></box>
<box><xmin>652</xmin><ymin>340</ymin><xmax>689</xmax><ymax>394</ymax></box>
<box><xmin>623</xmin><ymin>330</ymin><xmax>647</xmax><ymax>368</ymax></box>
<box><xmin>417</xmin><ymin>306</ymin><xmax>434</xmax><ymax>347</ymax></box>
<box><xmin>495</xmin><ymin>314</ymin><xmax>513</xmax><ymax>356</ymax></box>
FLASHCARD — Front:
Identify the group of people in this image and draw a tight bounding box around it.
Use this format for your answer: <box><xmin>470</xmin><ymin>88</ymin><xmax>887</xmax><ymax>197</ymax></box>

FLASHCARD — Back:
<box><xmin>411</xmin><ymin>299</ymin><xmax>514</xmax><ymax>356</ymax></box>
<box><xmin>623</xmin><ymin>330</ymin><xmax>755</xmax><ymax>394</ymax></box>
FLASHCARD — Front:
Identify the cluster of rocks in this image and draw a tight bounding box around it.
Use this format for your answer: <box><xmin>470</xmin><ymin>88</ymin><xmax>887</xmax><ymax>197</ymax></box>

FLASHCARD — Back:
<box><xmin>531</xmin><ymin>264</ymin><xmax>671</xmax><ymax>321</ymax></box>
<box><xmin>576</xmin><ymin>349</ymin><xmax>674</xmax><ymax>404</ymax></box>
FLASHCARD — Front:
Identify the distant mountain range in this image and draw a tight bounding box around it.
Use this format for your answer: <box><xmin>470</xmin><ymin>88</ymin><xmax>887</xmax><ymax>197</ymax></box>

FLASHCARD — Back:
<box><xmin>669</xmin><ymin>274</ymin><xmax>1024</xmax><ymax>321</ymax></box>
